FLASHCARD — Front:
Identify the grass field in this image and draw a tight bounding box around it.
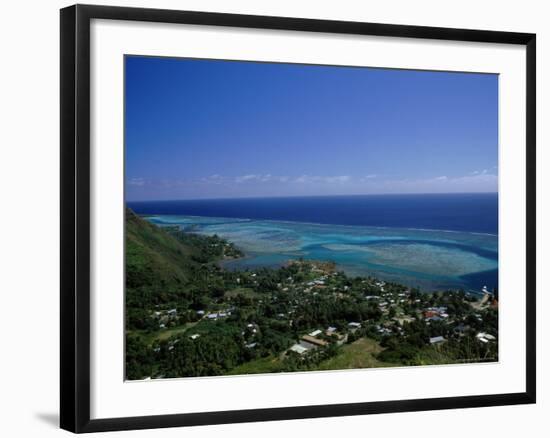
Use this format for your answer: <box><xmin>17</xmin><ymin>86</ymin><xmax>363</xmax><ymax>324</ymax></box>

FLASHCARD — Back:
<box><xmin>227</xmin><ymin>337</ymin><xmax>396</xmax><ymax>376</ymax></box>
<box><xmin>154</xmin><ymin>322</ymin><xmax>200</xmax><ymax>342</ymax></box>
<box><xmin>224</xmin><ymin>287</ymin><xmax>261</xmax><ymax>299</ymax></box>
<box><xmin>129</xmin><ymin>321</ymin><xmax>199</xmax><ymax>345</ymax></box>
<box><xmin>227</xmin><ymin>355</ymin><xmax>284</xmax><ymax>375</ymax></box>
<box><xmin>316</xmin><ymin>337</ymin><xmax>396</xmax><ymax>371</ymax></box>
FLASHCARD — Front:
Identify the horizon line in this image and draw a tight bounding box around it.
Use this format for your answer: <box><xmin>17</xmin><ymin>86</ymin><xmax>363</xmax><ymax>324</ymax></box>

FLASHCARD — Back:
<box><xmin>126</xmin><ymin>191</ymin><xmax>498</xmax><ymax>203</ymax></box>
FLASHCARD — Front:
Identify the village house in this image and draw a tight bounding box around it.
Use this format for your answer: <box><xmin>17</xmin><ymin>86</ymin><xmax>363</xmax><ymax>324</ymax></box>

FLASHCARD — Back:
<box><xmin>301</xmin><ymin>335</ymin><xmax>328</xmax><ymax>347</ymax></box>
<box><xmin>424</xmin><ymin>310</ymin><xmax>438</xmax><ymax>319</ymax></box>
<box><xmin>476</xmin><ymin>332</ymin><xmax>496</xmax><ymax>343</ymax></box>
<box><xmin>289</xmin><ymin>343</ymin><xmax>308</xmax><ymax>355</ymax></box>
<box><xmin>429</xmin><ymin>336</ymin><xmax>446</xmax><ymax>345</ymax></box>
<box><xmin>289</xmin><ymin>340</ymin><xmax>319</xmax><ymax>355</ymax></box>
<box><xmin>335</xmin><ymin>333</ymin><xmax>348</xmax><ymax>345</ymax></box>
<box><xmin>395</xmin><ymin>315</ymin><xmax>416</xmax><ymax>325</ymax></box>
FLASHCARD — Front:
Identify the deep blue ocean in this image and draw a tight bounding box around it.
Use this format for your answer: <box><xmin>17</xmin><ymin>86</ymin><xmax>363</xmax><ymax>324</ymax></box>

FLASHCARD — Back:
<box><xmin>128</xmin><ymin>193</ymin><xmax>498</xmax><ymax>293</ymax></box>
<box><xmin>128</xmin><ymin>193</ymin><xmax>497</xmax><ymax>234</ymax></box>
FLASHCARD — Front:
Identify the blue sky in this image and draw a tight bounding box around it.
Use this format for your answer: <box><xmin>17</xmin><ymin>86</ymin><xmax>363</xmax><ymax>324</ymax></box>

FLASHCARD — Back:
<box><xmin>125</xmin><ymin>56</ymin><xmax>498</xmax><ymax>201</ymax></box>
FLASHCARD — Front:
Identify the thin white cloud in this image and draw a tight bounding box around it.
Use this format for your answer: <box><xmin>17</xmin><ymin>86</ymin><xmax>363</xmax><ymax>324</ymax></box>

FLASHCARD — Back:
<box><xmin>325</xmin><ymin>175</ymin><xmax>351</xmax><ymax>183</ymax></box>
<box><xmin>128</xmin><ymin>177</ymin><xmax>146</xmax><ymax>186</ymax></box>
<box><xmin>200</xmin><ymin>174</ymin><xmax>225</xmax><ymax>185</ymax></box>
<box><xmin>379</xmin><ymin>172</ymin><xmax>497</xmax><ymax>193</ymax></box>
<box><xmin>127</xmin><ymin>171</ymin><xmax>497</xmax><ymax>199</ymax></box>
<box><xmin>235</xmin><ymin>174</ymin><xmax>275</xmax><ymax>183</ymax></box>
<box><xmin>294</xmin><ymin>175</ymin><xmax>351</xmax><ymax>184</ymax></box>
<box><xmin>235</xmin><ymin>174</ymin><xmax>259</xmax><ymax>183</ymax></box>
<box><xmin>471</xmin><ymin>168</ymin><xmax>493</xmax><ymax>175</ymax></box>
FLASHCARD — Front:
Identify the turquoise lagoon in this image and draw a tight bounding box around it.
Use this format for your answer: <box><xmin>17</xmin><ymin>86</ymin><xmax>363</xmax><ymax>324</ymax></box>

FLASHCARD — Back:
<box><xmin>145</xmin><ymin>215</ymin><xmax>498</xmax><ymax>293</ymax></box>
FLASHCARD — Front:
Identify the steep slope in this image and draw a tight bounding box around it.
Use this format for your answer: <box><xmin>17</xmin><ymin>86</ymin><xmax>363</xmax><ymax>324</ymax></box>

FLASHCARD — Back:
<box><xmin>126</xmin><ymin>208</ymin><xmax>199</xmax><ymax>310</ymax></box>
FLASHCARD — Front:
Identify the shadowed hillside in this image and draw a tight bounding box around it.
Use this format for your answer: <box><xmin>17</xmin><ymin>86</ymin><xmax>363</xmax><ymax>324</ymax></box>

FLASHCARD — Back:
<box><xmin>126</xmin><ymin>208</ymin><xmax>243</xmax><ymax>331</ymax></box>
<box><xmin>126</xmin><ymin>208</ymin><xmax>196</xmax><ymax>293</ymax></box>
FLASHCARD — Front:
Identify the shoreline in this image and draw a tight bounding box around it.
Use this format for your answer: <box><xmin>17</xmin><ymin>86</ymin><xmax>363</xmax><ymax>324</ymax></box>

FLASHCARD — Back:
<box><xmin>149</xmin><ymin>214</ymin><xmax>498</xmax><ymax>294</ymax></box>
<box><xmin>216</xmin><ymin>249</ymin><xmax>492</xmax><ymax>296</ymax></box>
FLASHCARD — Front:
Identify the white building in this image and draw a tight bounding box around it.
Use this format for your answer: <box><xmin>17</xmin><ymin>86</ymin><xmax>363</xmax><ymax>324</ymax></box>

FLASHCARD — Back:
<box><xmin>289</xmin><ymin>344</ymin><xmax>308</xmax><ymax>355</ymax></box>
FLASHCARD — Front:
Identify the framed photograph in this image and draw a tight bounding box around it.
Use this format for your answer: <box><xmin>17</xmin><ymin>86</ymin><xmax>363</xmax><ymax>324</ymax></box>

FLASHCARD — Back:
<box><xmin>60</xmin><ymin>4</ymin><xmax>536</xmax><ymax>433</ymax></box>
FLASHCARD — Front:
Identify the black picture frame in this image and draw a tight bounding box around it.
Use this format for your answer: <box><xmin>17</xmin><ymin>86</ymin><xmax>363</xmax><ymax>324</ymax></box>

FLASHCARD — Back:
<box><xmin>60</xmin><ymin>4</ymin><xmax>536</xmax><ymax>433</ymax></box>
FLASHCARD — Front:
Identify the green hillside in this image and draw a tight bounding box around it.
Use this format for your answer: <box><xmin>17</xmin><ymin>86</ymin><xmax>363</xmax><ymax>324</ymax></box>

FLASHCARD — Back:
<box><xmin>125</xmin><ymin>208</ymin><xmax>242</xmax><ymax>331</ymax></box>
<box><xmin>126</xmin><ymin>208</ymin><xmax>195</xmax><ymax>296</ymax></box>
